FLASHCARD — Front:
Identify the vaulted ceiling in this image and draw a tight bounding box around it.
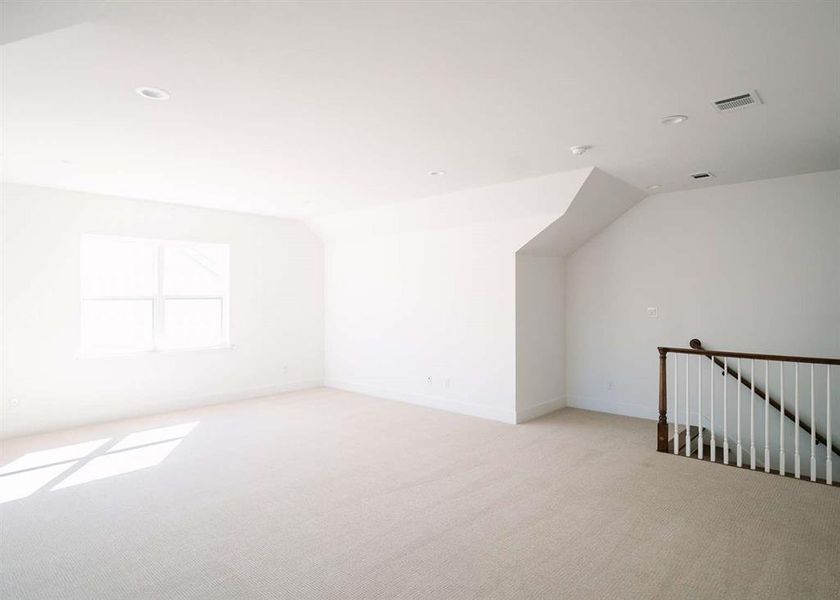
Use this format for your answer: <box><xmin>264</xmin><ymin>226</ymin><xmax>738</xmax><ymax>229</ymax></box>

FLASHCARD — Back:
<box><xmin>2</xmin><ymin>1</ymin><xmax>838</xmax><ymax>217</ymax></box>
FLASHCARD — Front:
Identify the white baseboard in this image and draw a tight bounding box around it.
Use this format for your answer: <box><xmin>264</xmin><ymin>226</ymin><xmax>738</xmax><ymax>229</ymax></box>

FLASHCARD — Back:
<box><xmin>565</xmin><ymin>396</ymin><xmax>655</xmax><ymax>421</ymax></box>
<box><xmin>324</xmin><ymin>379</ymin><xmax>517</xmax><ymax>424</ymax></box>
<box><xmin>179</xmin><ymin>379</ymin><xmax>323</xmax><ymax>408</ymax></box>
<box><xmin>516</xmin><ymin>396</ymin><xmax>566</xmax><ymax>423</ymax></box>
<box><xmin>1</xmin><ymin>379</ymin><xmax>323</xmax><ymax>440</ymax></box>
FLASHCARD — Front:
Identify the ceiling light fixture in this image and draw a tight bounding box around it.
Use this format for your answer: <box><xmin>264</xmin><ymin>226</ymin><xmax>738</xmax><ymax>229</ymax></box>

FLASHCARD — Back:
<box><xmin>136</xmin><ymin>87</ymin><xmax>171</xmax><ymax>101</ymax></box>
<box><xmin>660</xmin><ymin>115</ymin><xmax>688</xmax><ymax>125</ymax></box>
<box><xmin>569</xmin><ymin>145</ymin><xmax>591</xmax><ymax>156</ymax></box>
<box><xmin>428</xmin><ymin>170</ymin><xmax>446</xmax><ymax>176</ymax></box>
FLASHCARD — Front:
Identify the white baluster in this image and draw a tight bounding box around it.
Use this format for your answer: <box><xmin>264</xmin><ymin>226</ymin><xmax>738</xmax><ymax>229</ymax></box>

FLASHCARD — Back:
<box><xmin>710</xmin><ymin>355</ymin><xmax>716</xmax><ymax>463</ymax></box>
<box><xmin>737</xmin><ymin>358</ymin><xmax>742</xmax><ymax>467</ymax></box>
<box><xmin>795</xmin><ymin>363</ymin><xmax>800</xmax><ymax>479</ymax></box>
<box><xmin>780</xmin><ymin>362</ymin><xmax>786</xmax><ymax>476</ymax></box>
<box><xmin>810</xmin><ymin>364</ymin><xmax>816</xmax><ymax>482</ymax></box>
<box><xmin>685</xmin><ymin>354</ymin><xmax>690</xmax><ymax>457</ymax></box>
<box><xmin>750</xmin><ymin>359</ymin><xmax>755</xmax><ymax>470</ymax></box>
<box><xmin>765</xmin><ymin>361</ymin><xmax>770</xmax><ymax>473</ymax></box>
<box><xmin>674</xmin><ymin>353</ymin><xmax>679</xmax><ymax>455</ymax></box>
<box><xmin>723</xmin><ymin>358</ymin><xmax>729</xmax><ymax>465</ymax></box>
<box><xmin>827</xmin><ymin>366</ymin><xmax>832</xmax><ymax>485</ymax></box>
<box><xmin>698</xmin><ymin>355</ymin><xmax>703</xmax><ymax>460</ymax></box>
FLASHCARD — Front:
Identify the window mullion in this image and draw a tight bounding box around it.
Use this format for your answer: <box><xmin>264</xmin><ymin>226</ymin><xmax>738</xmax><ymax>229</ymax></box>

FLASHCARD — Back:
<box><xmin>154</xmin><ymin>244</ymin><xmax>165</xmax><ymax>350</ymax></box>
<box><xmin>80</xmin><ymin>235</ymin><xmax>229</xmax><ymax>356</ymax></box>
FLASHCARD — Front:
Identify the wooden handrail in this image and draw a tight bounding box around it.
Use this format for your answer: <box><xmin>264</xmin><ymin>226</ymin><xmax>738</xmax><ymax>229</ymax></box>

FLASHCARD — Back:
<box><xmin>665</xmin><ymin>339</ymin><xmax>838</xmax><ymax>458</ymax></box>
<box><xmin>657</xmin><ymin>345</ymin><xmax>840</xmax><ymax>366</ymax></box>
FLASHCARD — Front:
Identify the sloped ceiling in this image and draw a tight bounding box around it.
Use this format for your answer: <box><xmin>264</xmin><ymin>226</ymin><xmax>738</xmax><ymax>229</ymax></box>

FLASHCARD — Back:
<box><xmin>310</xmin><ymin>168</ymin><xmax>593</xmax><ymax>242</ymax></box>
<box><xmin>2</xmin><ymin>1</ymin><xmax>838</xmax><ymax>217</ymax></box>
<box><xmin>0</xmin><ymin>0</ymin><xmax>106</xmax><ymax>44</ymax></box>
<box><xmin>518</xmin><ymin>168</ymin><xmax>645</xmax><ymax>257</ymax></box>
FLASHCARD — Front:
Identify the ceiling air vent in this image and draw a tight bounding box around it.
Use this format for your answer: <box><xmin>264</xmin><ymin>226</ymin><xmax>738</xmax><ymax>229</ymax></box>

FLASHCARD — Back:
<box><xmin>713</xmin><ymin>90</ymin><xmax>762</xmax><ymax>112</ymax></box>
<box><xmin>690</xmin><ymin>172</ymin><xmax>715</xmax><ymax>180</ymax></box>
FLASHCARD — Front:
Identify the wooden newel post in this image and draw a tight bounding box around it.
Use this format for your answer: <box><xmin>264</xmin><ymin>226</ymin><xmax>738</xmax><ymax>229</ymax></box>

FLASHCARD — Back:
<box><xmin>657</xmin><ymin>347</ymin><xmax>669</xmax><ymax>452</ymax></box>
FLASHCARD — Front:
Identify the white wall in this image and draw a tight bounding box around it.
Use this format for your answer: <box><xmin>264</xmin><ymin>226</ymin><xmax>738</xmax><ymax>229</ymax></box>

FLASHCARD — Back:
<box><xmin>1</xmin><ymin>183</ymin><xmax>324</xmax><ymax>438</ymax></box>
<box><xmin>566</xmin><ymin>170</ymin><xmax>840</xmax><ymax>420</ymax></box>
<box><xmin>515</xmin><ymin>254</ymin><xmax>564</xmax><ymax>421</ymax></box>
<box><xmin>513</xmin><ymin>168</ymin><xmax>642</xmax><ymax>423</ymax></box>
<box><xmin>324</xmin><ymin>222</ymin><xmax>520</xmax><ymax>422</ymax></box>
<box><xmin>316</xmin><ymin>170</ymin><xmax>592</xmax><ymax>423</ymax></box>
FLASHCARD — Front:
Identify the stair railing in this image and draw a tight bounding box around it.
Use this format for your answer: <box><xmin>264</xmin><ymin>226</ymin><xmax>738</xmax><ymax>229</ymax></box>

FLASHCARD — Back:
<box><xmin>657</xmin><ymin>343</ymin><xmax>839</xmax><ymax>486</ymax></box>
<box><xmin>689</xmin><ymin>339</ymin><xmax>840</xmax><ymax>458</ymax></box>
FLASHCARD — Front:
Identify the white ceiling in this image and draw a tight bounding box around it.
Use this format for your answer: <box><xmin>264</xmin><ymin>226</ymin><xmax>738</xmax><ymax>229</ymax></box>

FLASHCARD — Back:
<box><xmin>1</xmin><ymin>1</ymin><xmax>838</xmax><ymax>218</ymax></box>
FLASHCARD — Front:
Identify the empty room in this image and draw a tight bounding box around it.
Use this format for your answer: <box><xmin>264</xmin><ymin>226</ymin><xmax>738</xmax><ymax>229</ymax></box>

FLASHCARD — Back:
<box><xmin>1</xmin><ymin>1</ymin><xmax>838</xmax><ymax>598</ymax></box>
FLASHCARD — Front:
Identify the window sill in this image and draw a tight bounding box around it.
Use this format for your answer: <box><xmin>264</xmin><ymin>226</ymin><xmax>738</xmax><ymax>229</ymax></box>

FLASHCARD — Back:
<box><xmin>77</xmin><ymin>344</ymin><xmax>235</xmax><ymax>360</ymax></box>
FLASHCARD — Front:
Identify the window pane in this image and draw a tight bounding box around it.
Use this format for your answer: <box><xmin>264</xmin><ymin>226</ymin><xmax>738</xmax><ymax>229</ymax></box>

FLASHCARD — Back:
<box><xmin>81</xmin><ymin>299</ymin><xmax>154</xmax><ymax>354</ymax></box>
<box><xmin>162</xmin><ymin>298</ymin><xmax>224</xmax><ymax>349</ymax></box>
<box><xmin>163</xmin><ymin>243</ymin><xmax>229</xmax><ymax>296</ymax></box>
<box><xmin>81</xmin><ymin>235</ymin><xmax>157</xmax><ymax>297</ymax></box>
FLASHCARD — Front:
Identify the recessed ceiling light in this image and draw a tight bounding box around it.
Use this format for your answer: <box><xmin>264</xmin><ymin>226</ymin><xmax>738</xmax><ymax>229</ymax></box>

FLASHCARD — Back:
<box><xmin>136</xmin><ymin>87</ymin><xmax>170</xmax><ymax>101</ymax></box>
<box><xmin>646</xmin><ymin>184</ymin><xmax>662</xmax><ymax>191</ymax></box>
<box><xmin>61</xmin><ymin>159</ymin><xmax>74</xmax><ymax>165</ymax></box>
<box><xmin>428</xmin><ymin>170</ymin><xmax>446</xmax><ymax>176</ymax></box>
<box><xmin>660</xmin><ymin>115</ymin><xmax>688</xmax><ymax>125</ymax></box>
<box><xmin>569</xmin><ymin>145</ymin><xmax>591</xmax><ymax>156</ymax></box>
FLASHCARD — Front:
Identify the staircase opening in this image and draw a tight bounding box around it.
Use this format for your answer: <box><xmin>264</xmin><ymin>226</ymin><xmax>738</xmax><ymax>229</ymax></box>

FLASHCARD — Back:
<box><xmin>657</xmin><ymin>339</ymin><xmax>839</xmax><ymax>486</ymax></box>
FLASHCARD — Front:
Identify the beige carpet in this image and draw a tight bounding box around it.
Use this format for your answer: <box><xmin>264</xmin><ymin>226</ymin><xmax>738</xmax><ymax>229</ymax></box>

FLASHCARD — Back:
<box><xmin>1</xmin><ymin>388</ymin><xmax>838</xmax><ymax>599</ymax></box>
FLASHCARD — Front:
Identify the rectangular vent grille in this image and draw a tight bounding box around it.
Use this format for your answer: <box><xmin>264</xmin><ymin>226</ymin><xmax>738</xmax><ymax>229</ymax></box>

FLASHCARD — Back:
<box><xmin>690</xmin><ymin>172</ymin><xmax>715</xmax><ymax>180</ymax></box>
<box><xmin>713</xmin><ymin>90</ymin><xmax>762</xmax><ymax>112</ymax></box>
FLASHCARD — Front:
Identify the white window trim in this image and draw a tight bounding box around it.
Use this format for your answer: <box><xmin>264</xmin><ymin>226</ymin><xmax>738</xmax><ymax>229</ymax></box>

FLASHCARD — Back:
<box><xmin>79</xmin><ymin>235</ymin><xmax>231</xmax><ymax>358</ymax></box>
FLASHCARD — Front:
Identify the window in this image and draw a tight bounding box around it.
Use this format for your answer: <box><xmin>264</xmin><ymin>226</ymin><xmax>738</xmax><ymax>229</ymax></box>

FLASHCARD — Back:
<box><xmin>80</xmin><ymin>235</ymin><xmax>229</xmax><ymax>356</ymax></box>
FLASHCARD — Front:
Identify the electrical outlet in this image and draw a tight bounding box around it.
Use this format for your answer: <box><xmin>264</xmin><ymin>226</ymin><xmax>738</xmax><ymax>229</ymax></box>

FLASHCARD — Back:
<box><xmin>9</xmin><ymin>398</ymin><xmax>20</xmax><ymax>409</ymax></box>
<box><xmin>427</xmin><ymin>376</ymin><xmax>433</xmax><ymax>385</ymax></box>
<box><xmin>282</xmin><ymin>365</ymin><xmax>288</xmax><ymax>375</ymax></box>
<box><xmin>647</xmin><ymin>307</ymin><xmax>659</xmax><ymax>318</ymax></box>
